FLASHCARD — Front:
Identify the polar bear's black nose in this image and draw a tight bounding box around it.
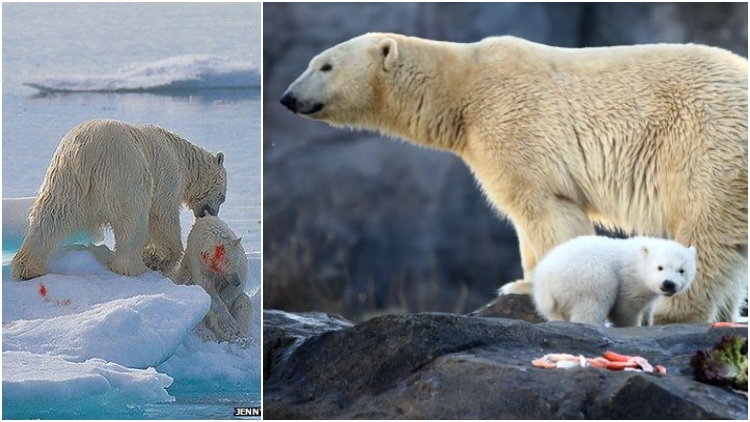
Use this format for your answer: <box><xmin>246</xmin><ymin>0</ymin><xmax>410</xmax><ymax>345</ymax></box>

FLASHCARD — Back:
<box><xmin>280</xmin><ymin>92</ymin><xmax>298</xmax><ymax>112</ymax></box>
<box><xmin>661</xmin><ymin>280</ymin><xmax>676</xmax><ymax>293</ymax></box>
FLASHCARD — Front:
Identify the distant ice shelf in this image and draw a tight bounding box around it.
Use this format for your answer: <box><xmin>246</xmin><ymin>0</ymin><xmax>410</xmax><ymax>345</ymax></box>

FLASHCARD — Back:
<box><xmin>24</xmin><ymin>54</ymin><xmax>260</xmax><ymax>93</ymax></box>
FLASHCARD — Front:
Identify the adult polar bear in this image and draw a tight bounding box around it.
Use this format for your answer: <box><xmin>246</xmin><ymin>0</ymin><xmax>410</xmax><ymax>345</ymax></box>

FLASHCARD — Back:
<box><xmin>280</xmin><ymin>33</ymin><xmax>748</xmax><ymax>324</ymax></box>
<box><xmin>12</xmin><ymin>119</ymin><xmax>227</xmax><ymax>280</ymax></box>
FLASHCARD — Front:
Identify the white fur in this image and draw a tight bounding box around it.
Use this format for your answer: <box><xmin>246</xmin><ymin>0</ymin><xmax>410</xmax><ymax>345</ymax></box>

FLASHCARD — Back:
<box><xmin>175</xmin><ymin>216</ymin><xmax>252</xmax><ymax>343</ymax></box>
<box><xmin>11</xmin><ymin>119</ymin><xmax>227</xmax><ymax>280</ymax></box>
<box><xmin>532</xmin><ymin>236</ymin><xmax>696</xmax><ymax>327</ymax></box>
<box><xmin>284</xmin><ymin>33</ymin><xmax>747</xmax><ymax>323</ymax></box>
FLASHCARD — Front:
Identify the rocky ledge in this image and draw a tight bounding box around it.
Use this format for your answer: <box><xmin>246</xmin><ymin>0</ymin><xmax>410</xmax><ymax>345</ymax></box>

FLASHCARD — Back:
<box><xmin>264</xmin><ymin>295</ymin><xmax>748</xmax><ymax>419</ymax></box>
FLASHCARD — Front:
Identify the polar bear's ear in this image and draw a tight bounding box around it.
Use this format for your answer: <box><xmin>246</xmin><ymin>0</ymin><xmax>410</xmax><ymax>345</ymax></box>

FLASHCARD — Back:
<box><xmin>231</xmin><ymin>237</ymin><xmax>242</xmax><ymax>247</ymax></box>
<box><xmin>216</xmin><ymin>152</ymin><xmax>225</xmax><ymax>166</ymax></box>
<box><xmin>375</xmin><ymin>38</ymin><xmax>398</xmax><ymax>71</ymax></box>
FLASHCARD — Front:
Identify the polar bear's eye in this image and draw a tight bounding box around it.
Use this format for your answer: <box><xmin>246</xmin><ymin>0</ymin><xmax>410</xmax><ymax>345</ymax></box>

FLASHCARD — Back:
<box><xmin>320</xmin><ymin>64</ymin><xmax>332</xmax><ymax>72</ymax></box>
<box><xmin>658</xmin><ymin>266</ymin><xmax>663</xmax><ymax>271</ymax></box>
<box><xmin>679</xmin><ymin>269</ymin><xmax>684</xmax><ymax>274</ymax></box>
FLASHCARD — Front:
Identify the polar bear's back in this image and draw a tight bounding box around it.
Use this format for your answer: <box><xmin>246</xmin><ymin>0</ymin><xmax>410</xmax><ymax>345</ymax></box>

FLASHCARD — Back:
<box><xmin>477</xmin><ymin>36</ymin><xmax>747</xmax><ymax>80</ymax></box>
<box><xmin>532</xmin><ymin>236</ymin><xmax>631</xmax><ymax>322</ymax></box>
<box><xmin>533</xmin><ymin>236</ymin><xmax>631</xmax><ymax>277</ymax></box>
<box><xmin>35</xmin><ymin>120</ymin><xmax>151</xmax><ymax>202</ymax></box>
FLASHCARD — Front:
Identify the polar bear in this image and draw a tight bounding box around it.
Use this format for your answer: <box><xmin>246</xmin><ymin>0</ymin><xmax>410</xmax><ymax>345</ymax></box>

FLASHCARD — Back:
<box><xmin>12</xmin><ymin>119</ymin><xmax>227</xmax><ymax>280</ymax></box>
<box><xmin>175</xmin><ymin>216</ymin><xmax>252</xmax><ymax>342</ymax></box>
<box><xmin>532</xmin><ymin>236</ymin><xmax>696</xmax><ymax>327</ymax></box>
<box><xmin>280</xmin><ymin>33</ymin><xmax>748</xmax><ymax>324</ymax></box>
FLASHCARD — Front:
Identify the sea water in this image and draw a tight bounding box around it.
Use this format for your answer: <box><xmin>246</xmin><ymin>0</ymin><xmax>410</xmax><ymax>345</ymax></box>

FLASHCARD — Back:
<box><xmin>2</xmin><ymin>3</ymin><xmax>262</xmax><ymax>419</ymax></box>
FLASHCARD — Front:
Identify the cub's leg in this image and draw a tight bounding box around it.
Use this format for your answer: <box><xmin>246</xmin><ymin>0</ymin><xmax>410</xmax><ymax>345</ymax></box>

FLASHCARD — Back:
<box><xmin>229</xmin><ymin>293</ymin><xmax>253</xmax><ymax>338</ymax></box>
<box><xmin>202</xmin><ymin>281</ymin><xmax>242</xmax><ymax>342</ymax></box>
<box><xmin>568</xmin><ymin>299</ymin><xmax>610</xmax><ymax>326</ymax></box>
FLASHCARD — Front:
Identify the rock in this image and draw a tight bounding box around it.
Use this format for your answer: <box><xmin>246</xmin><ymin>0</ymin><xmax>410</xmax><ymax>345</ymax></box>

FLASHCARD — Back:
<box><xmin>263</xmin><ymin>310</ymin><xmax>352</xmax><ymax>379</ymax></box>
<box><xmin>468</xmin><ymin>293</ymin><xmax>545</xmax><ymax>323</ymax></box>
<box><xmin>264</xmin><ymin>310</ymin><xmax>748</xmax><ymax>419</ymax></box>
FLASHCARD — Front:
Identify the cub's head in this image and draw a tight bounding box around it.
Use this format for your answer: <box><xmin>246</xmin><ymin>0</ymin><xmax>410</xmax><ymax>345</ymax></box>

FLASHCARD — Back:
<box><xmin>280</xmin><ymin>33</ymin><xmax>401</xmax><ymax>127</ymax></box>
<box><xmin>190</xmin><ymin>216</ymin><xmax>247</xmax><ymax>287</ymax></box>
<box><xmin>188</xmin><ymin>152</ymin><xmax>227</xmax><ymax>218</ymax></box>
<box><xmin>639</xmin><ymin>240</ymin><xmax>696</xmax><ymax>297</ymax></box>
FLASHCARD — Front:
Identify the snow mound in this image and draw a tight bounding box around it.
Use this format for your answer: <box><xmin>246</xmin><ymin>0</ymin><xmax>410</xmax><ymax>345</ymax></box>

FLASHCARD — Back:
<box><xmin>24</xmin><ymin>54</ymin><xmax>260</xmax><ymax>93</ymax></box>
<box><xmin>158</xmin><ymin>322</ymin><xmax>260</xmax><ymax>385</ymax></box>
<box><xmin>2</xmin><ymin>351</ymin><xmax>174</xmax><ymax>419</ymax></box>
<box><xmin>3</xmin><ymin>247</ymin><xmax>211</xmax><ymax>369</ymax></box>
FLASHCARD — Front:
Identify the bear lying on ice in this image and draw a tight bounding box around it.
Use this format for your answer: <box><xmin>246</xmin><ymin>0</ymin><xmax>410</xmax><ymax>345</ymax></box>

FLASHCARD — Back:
<box><xmin>12</xmin><ymin>119</ymin><xmax>227</xmax><ymax>280</ymax></box>
<box><xmin>175</xmin><ymin>216</ymin><xmax>252</xmax><ymax>342</ymax></box>
<box><xmin>281</xmin><ymin>33</ymin><xmax>747</xmax><ymax>323</ymax></box>
<box><xmin>532</xmin><ymin>236</ymin><xmax>696</xmax><ymax>327</ymax></box>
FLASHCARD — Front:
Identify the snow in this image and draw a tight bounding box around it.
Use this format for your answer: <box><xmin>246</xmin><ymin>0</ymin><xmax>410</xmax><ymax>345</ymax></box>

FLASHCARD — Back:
<box><xmin>2</xmin><ymin>204</ymin><xmax>260</xmax><ymax>417</ymax></box>
<box><xmin>3</xmin><ymin>283</ymin><xmax>211</xmax><ymax>368</ymax></box>
<box><xmin>24</xmin><ymin>54</ymin><xmax>260</xmax><ymax>93</ymax></box>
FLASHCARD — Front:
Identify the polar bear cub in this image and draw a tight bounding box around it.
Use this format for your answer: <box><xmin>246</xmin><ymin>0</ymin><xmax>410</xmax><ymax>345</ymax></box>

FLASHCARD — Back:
<box><xmin>532</xmin><ymin>236</ymin><xmax>696</xmax><ymax>327</ymax></box>
<box><xmin>175</xmin><ymin>216</ymin><xmax>252</xmax><ymax>342</ymax></box>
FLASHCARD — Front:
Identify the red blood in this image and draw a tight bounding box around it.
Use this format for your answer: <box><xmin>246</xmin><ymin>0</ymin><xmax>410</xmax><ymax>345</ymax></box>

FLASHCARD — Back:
<box><xmin>209</xmin><ymin>244</ymin><xmax>226</xmax><ymax>273</ymax></box>
<box><xmin>38</xmin><ymin>283</ymin><xmax>47</xmax><ymax>298</ymax></box>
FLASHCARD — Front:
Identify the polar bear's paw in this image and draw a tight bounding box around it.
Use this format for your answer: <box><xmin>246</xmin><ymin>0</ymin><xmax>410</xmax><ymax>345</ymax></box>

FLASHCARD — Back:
<box><xmin>142</xmin><ymin>248</ymin><xmax>177</xmax><ymax>275</ymax></box>
<box><xmin>498</xmin><ymin>279</ymin><xmax>534</xmax><ymax>296</ymax></box>
<box><xmin>110</xmin><ymin>252</ymin><xmax>148</xmax><ymax>277</ymax></box>
<box><xmin>205</xmin><ymin>312</ymin><xmax>242</xmax><ymax>343</ymax></box>
<box><xmin>11</xmin><ymin>248</ymin><xmax>49</xmax><ymax>281</ymax></box>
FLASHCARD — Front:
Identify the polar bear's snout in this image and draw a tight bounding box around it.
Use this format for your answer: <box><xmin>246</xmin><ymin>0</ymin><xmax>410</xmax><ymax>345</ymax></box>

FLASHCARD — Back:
<box><xmin>280</xmin><ymin>91</ymin><xmax>324</xmax><ymax>115</ymax></box>
<box><xmin>660</xmin><ymin>280</ymin><xmax>677</xmax><ymax>296</ymax></box>
<box><xmin>280</xmin><ymin>92</ymin><xmax>298</xmax><ymax>112</ymax></box>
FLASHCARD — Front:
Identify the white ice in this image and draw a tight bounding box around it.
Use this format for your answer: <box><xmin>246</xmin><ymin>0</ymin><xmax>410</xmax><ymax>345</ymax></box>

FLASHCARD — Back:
<box><xmin>3</xmin><ymin>351</ymin><xmax>174</xmax><ymax>417</ymax></box>
<box><xmin>2</xmin><ymin>197</ymin><xmax>260</xmax><ymax>417</ymax></box>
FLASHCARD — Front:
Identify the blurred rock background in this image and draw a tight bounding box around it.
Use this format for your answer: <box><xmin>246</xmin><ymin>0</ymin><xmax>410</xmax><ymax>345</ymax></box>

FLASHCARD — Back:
<box><xmin>263</xmin><ymin>2</ymin><xmax>748</xmax><ymax>321</ymax></box>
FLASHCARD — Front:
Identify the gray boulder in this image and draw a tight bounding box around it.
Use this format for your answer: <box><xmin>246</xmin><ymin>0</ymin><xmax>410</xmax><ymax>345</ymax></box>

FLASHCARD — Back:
<box><xmin>264</xmin><ymin>309</ymin><xmax>748</xmax><ymax>419</ymax></box>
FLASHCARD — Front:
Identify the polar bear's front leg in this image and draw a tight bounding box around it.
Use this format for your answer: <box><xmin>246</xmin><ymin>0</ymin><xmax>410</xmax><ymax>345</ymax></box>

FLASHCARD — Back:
<box><xmin>144</xmin><ymin>201</ymin><xmax>184</xmax><ymax>275</ymax></box>
<box><xmin>202</xmin><ymin>281</ymin><xmax>242</xmax><ymax>341</ymax></box>
<box><xmin>110</xmin><ymin>209</ymin><xmax>149</xmax><ymax>277</ymax></box>
<box><xmin>499</xmin><ymin>198</ymin><xmax>594</xmax><ymax>296</ymax></box>
<box><xmin>498</xmin><ymin>233</ymin><xmax>538</xmax><ymax>295</ymax></box>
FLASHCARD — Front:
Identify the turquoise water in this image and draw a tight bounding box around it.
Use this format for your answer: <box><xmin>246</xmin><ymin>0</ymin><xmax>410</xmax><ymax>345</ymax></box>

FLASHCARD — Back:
<box><xmin>2</xmin><ymin>3</ymin><xmax>262</xmax><ymax>419</ymax></box>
